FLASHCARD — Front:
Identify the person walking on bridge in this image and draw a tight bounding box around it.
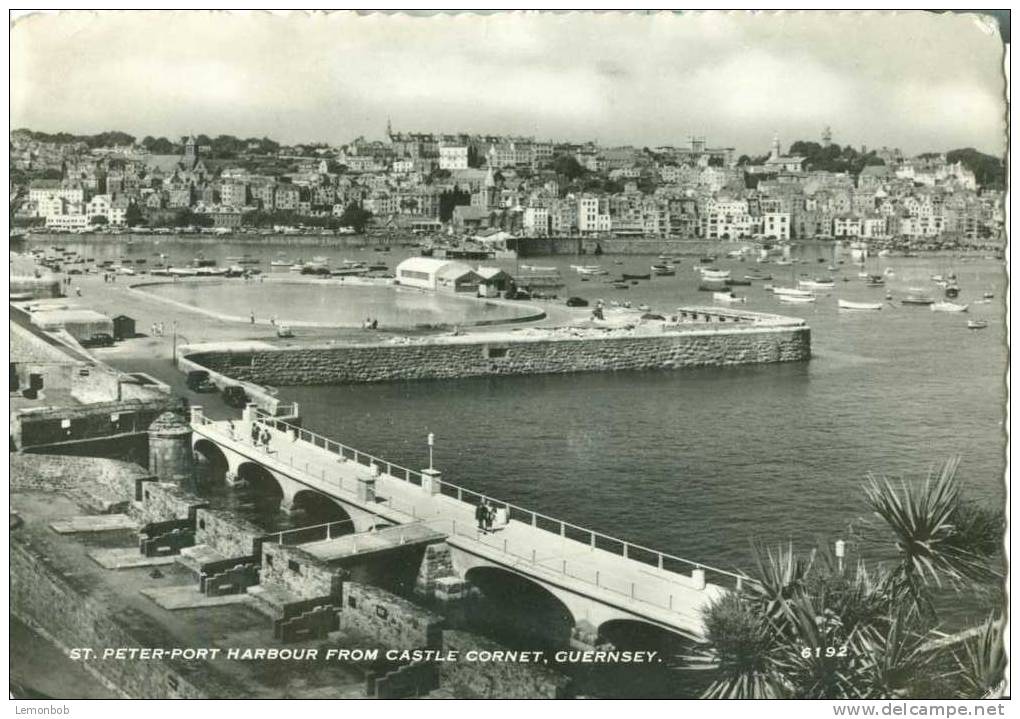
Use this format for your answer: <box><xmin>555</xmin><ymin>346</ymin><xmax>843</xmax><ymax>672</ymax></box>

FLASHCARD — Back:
<box><xmin>261</xmin><ymin>427</ymin><xmax>272</xmax><ymax>454</ymax></box>
<box><xmin>475</xmin><ymin>500</ymin><xmax>487</xmax><ymax>532</ymax></box>
<box><xmin>251</xmin><ymin>421</ymin><xmax>261</xmax><ymax>446</ymax></box>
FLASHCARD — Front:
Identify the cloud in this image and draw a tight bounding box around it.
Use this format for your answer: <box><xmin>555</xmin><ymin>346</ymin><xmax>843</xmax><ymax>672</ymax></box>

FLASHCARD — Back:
<box><xmin>9</xmin><ymin>10</ymin><xmax>1007</xmax><ymax>155</ymax></box>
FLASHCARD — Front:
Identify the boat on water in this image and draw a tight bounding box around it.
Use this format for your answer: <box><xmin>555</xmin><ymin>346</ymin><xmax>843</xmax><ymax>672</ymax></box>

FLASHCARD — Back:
<box><xmin>270</xmin><ymin>259</ymin><xmax>292</xmax><ymax>267</ymax></box>
<box><xmin>771</xmin><ymin>286</ymin><xmax>814</xmax><ymax>298</ymax></box>
<box><xmin>931</xmin><ymin>274</ymin><xmax>944</xmax><ymax>282</ymax></box>
<box><xmin>931</xmin><ymin>301</ymin><xmax>968</xmax><ymax>313</ymax></box>
<box><xmin>774</xmin><ymin>259</ymin><xmax>793</xmax><ymax>266</ymax></box>
<box><xmin>858</xmin><ymin>271</ymin><xmax>870</xmax><ymax>279</ymax></box>
<box><xmin>726</xmin><ymin>278</ymin><xmax>751</xmax><ymax>286</ymax></box>
<box><xmin>698</xmin><ymin>280</ymin><xmax>729</xmax><ymax>292</ymax></box>
<box><xmin>967</xmin><ymin>320</ymin><xmax>989</xmax><ymax>330</ymax></box>
<box><xmin>637</xmin><ymin>304</ymin><xmax>651</xmax><ymax>312</ymax></box>
<box><xmin>983</xmin><ymin>291</ymin><xmax>995</xmax><ymax>299</ymax></box>
<box><xmin>778</xmin><ymin>294</ymin><xmax>816</xmax><ymax>304</ymax></box>
<box><xmin>621</xmin><ymin>272</ymin><xmax>651</xmax><ymax>280</ymax></box>
<box><xmin>901</xmin><ymin>293</ymin><xmax>935</xmax><ymax>306</ymax></box>
<box><xmin>838</xmin><ymin>299</ymin><xmax>883</xmax><ymax>311</ymax></box>
<box><xmin>744</xmin><ymin>273</ymin><xmax>773</xmax><ymax>282</ymax></box>
<box><xmin>698</xmin><ymin>268</ymin><xmax>731</xmax><ymax>281</ymax></box>
<box><xmin>713</xmin><ymin>291</ymin><xmax>746</xmax><ymax>304</ymax></box>
<box><xmin>798</xmin><ymin>278</ymin><xmax>836</xmax><ymax>290</ymax></box>
<box><xmin>944</xmin><ymin>285</ymin><xmax>960</xmax><ymax>299</ymax></box>
<box><xmin>650</xmin><ymin>264</ymin><xmax>676</xmax><ymax>276</ymax></box>
<box><xmin>866</xmin><ymin>274</ymin><xmax>886</xmax><ymax>287</ymax></box>
<box><xmin>826</xmin><ymin>265</ymin><xmax>838</xmax><ymax>272</ymax></box>
<box><xmin>698</xmin><ymin>256</ymin><xmax>717</xmax><ymax>264</ymax></box>
<box><xmin>573</xmin><ymin>265</ymin><xmax>608</xmax><ymax>276</ymax></box>
<box><xmin>611</xmin><ymin>281</ymin><xmax>629</xmax><ymax>289</ymax></box>
<box><xmin>520</xmin><ymin>264</ymin><xmax>556</xmax><ymax>271</ymax></box>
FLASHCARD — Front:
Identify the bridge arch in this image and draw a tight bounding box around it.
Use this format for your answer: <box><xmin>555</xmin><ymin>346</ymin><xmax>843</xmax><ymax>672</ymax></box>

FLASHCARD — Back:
<box><xmin>464</xmin><ymin>565</ymin><xmax>575</xmax><ymax>649</ymax></box>
<box><xmin>596</xmin><ymin>618</ymin><xmax>697</xmax><ymax>665</ymax></box>
<box><xmin>192</xmin><ymin>438</ymin><xmax>230</xmax><ymax>487</ymax></box>
<box><xmin>235</xmin><ymin>461</ymin><xmax>285</xmax><ymax>513</ymax></box>
<box><xmin>289</xmin><ymin>489</ymin><xmax>357</xmax><ymax>534</ymax></box>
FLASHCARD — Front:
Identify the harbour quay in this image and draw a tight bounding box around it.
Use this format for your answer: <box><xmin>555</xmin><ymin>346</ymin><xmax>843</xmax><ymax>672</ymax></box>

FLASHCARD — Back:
<box><xmin>180</xmin><ymin>308</ymin><xmax>811</xmax><ymax>387</ymax></box>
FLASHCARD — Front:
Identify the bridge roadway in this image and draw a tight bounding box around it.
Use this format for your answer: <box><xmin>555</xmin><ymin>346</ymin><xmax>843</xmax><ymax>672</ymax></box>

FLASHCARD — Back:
<box><xmin>191</xmin><ymin>409</ymin><xmax>737</xmax><ymax>640</ymax></box>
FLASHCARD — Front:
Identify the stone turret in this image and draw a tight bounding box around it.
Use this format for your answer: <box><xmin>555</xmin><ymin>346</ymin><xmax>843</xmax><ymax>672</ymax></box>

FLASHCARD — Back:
<box><xmin>148</xmin><ymin>412</ymin><xmax>193</xmax><ymax>487</ymax></box>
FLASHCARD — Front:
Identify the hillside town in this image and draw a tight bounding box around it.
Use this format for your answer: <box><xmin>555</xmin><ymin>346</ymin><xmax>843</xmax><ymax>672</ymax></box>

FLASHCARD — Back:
<box><xmin>10</xmin><ymin>125</ymin><xmax>1005</xmax><ymax>252</ymax></box>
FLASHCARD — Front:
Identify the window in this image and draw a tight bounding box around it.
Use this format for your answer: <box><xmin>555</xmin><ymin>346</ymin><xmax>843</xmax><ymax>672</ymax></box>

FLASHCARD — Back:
<box><xmin>198</xmin><ymin>519</ymin><xmax>205</xmax><ymax>530</ymax></box>
<box><xmin>484</xmin><ymin>346</ymin><xmax>509</xmax><ymax>360</ymax></box>
<box><xmin>288</xmin><ymin>560</ymin><xmax>301</xmax><ymax>574</ymax></box>
<box><xmin>265</xmin><ymin>554</ymin><xmax>273</xmax><ymax>567</ymax></box>
<box><xmin>348</xmin><ymin>596</ymin><xmax>357</xmax><ymax>609</ymax></box>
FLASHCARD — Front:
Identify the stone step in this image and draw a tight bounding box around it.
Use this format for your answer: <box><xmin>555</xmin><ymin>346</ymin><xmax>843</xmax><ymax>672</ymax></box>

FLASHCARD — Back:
<box><xmin>246</xmin><ymin>584</ymin><xmax>295</xmax><ymax>619</ymax></box>
<box><xmin>49</xmin><ymin>514</ymin><xmax>139</xmax><ymax>534</ymax></box>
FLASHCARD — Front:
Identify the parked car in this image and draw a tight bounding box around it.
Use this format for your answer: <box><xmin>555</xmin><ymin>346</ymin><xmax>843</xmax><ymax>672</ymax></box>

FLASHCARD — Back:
<box><xmin>186</xmin><ymin>370</ymin><xmax>218</xmax><ymax>393</ymax></box>
<box><xmin>276</xmin><ymin>325</ymin><xmax>294</xmax><ymax>338</ymax></box>
<box><xmin>81</xmin><ymin>333</ymin><xmax>115</xmax><ymax>348</ymax></box>
<box><xmin>222</xmin><ymin>385</ymin><xmax>249</xmax><ymax>408</ymax></box>
<box><xmin>566</xmin><ymin>296</ymin><xmax>589</xmax><ymax>307</ymax></box>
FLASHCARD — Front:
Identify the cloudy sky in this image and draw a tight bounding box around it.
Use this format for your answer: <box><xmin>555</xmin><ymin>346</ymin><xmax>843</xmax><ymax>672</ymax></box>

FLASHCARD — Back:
<box><xmin>10</xmin><ymin>10</ymin><xmax>1007</xmax><ymax>156</ymax></box>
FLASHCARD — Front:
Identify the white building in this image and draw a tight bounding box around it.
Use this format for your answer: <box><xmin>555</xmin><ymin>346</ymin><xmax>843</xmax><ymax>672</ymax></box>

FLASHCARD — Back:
<box><xmin>577</xmin><ymin>196</ymin><xmax>611</xmax><ymax>235</ymax></box>
<box><xmin>523</xmin><ymin>207</ymin><xmax>550</xmax><ymax>237</ymax></box>
<box><xmin>439</xmin><ymin>145</ymin><xmax>469</xmax><ymax>170</ymax></box>
<box><xmin>44</xmin><ymin>214</ymin><xmax>89</xmax><ymax>231</ymax></box>
<box><xmin>762</xmin><ymin>212</ymin><xmax>791</xmax><ymax>240</ymax></box>
<box><xmin>395</xmin><ymin>257</ymin><xmax>482</xmax><ymax>293</ymax></box>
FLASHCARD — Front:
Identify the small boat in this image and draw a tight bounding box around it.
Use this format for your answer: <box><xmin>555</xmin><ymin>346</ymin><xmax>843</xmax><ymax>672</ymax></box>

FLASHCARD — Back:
<box><xmin>866</xmin><ymin>274</ymin><xmax>886</xmax><ymax>287</ymax></box>
<box><xmin>698</xmin><ymin>268</ymin><xmax>731</xmax><ymax>281</ymax></box>
<box><xmin>883</xmin><ymin>267</ymin><xmax>895</xmax><ymax>277</ymax></box>
<box><xmin>576</xmin><ymin>266</ymin><xmax>608</xmax><ymax>276</ymax></box>
<box><xmin>725</xmin><ymin>278</ymin><xmax>751</xmax><ymax>286</ymax></box>
<box><xmin>901</xmin><ymin>294</ymin><xmax>935</xmax><ymax>306</ymax></box>
<box><xmin>967</xmin><ymin>320</ymin><xmax>989</xmax><ymax>330</ymax></box>
<box><xmin>931</xmin><ymin>274</ymin><xmax>944</xmax><ymax>282</ymax></box>
<box><xmin>698</xmin><ymin>280</ymin><xmax>729</xmax><ymax>292</ymax></box>
<box><xmin>698</xmin><ymin>256</ymin><xmax>717</xmax><ymax>264</ymax></box>
<box><xmin>772</xmin><ymin>287</ymin><xmax>814</xmax><ymax>298</ymax></box>
<box><xmin>744</xmin><ymin>273</ymin><xmax>772</xmax><ymax>282</ymax></box>
<box><xmin>838</xmin><ymin>299</ymin><xmax>883</xmax><ymax>311</ymax></box>
<box><xmin>944</xmin><ymin>285</ymin><xmax>960</xmax><ymax>299</ymax></box>
<box><xmin>775</xmin><ymin>259</ymin><xmax>792</xmax><ymax>266</ymax></box>
<box><xmin>778</xmin><ymin>294</ymin><xmax>816</xmax><ymax>304</ymax></box>
<box><xmin>798</xmin><ymin>279</ymin><xmax>836</xmax><ymax>290</ymax></box>
<box><xmin>621</xmin><ymin>272</ymin><xmax>651</xmax><ymax>281</ymax></box>
<box><xmin>651</xmin><ymin>264</ymin><xmax>676</xmax><ymax>276</ymax></box>
<box><xmin>858</xmin><ymin>271</ymin><xmax>870</xmax><ymax>279</ymax></box>
<box><xmin>520</xmin><ymin>264</ymin><xmax>556</xmax><ymax>271</ymax></box>
<box><xmin>637</xmin><ymin>304</ymin><xmax>651</xmax><ymax>312</ymax></box>
<box><xmin>270</xmin><ymin>259</ymin><xmax>291</xmax><ymax>267</ymax></box>
<box><xmin>826</xmin><ymin>266</ymin><xmax>838</xmax><ymax>272</ymax></box>
<box><xmin>983</xmin><ymin>291</ymin><xmax>995</xmax><ymax>299</ymax></box>
<box><xmin>611</xmin><ymin>281</ymin><xmax>629</xmax><ymax>289</ymax></box>
<box><xmin>714</xmin><ymin>292</ymin><xmax>747</xmax><ymax>304</ymax></box>
<box><xmin>931</xmin><ymin>302</ymin><xmax>969</xmax><ymax>313</ymax></box>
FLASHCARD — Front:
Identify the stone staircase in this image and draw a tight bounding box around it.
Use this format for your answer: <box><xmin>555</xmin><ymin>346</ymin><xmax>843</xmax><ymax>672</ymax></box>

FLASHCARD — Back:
<box><xmin>365</xmin><ymin>656</ymin><xmax>440</xmax><ymax>699</ymax></box>
<box><xmin>198</xmin><ymin>555</ymin><xmax>261</xmax><ymax>596</ymax></box>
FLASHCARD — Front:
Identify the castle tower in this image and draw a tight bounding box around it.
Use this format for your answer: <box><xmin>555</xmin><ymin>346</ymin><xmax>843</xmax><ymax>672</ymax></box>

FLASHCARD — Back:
<box><xmin>148</xmin><ymin>412</ymin><xmax>194</xmax><ymax>487</ymax></box>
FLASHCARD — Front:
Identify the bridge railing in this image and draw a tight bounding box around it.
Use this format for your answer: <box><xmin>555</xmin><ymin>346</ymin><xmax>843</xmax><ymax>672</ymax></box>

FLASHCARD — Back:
<box><xmin>223</xmin><ymin>408</ymin><xmax>749</xmax><ymax>593</ymax></box>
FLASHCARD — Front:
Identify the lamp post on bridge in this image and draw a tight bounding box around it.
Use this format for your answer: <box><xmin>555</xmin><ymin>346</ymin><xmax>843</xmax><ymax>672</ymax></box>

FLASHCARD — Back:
<box><xmin>422</xmin><ymin>432</ymin><xmax>441</xmax><ymax>495</ymax></box>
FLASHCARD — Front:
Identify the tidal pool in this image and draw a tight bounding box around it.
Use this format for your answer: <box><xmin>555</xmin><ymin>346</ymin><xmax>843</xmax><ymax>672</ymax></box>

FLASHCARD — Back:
<box><xmin>136</xmin><ymin>280</ymin><xmax>542</xmax><ymax>328</ymax></box>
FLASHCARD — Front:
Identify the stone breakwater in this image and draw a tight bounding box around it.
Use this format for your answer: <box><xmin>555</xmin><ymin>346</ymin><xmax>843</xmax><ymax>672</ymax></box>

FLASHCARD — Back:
<box><xmin>184</xmin><ymin>310</ymin><xmax>811</xmax><ymax>386</ymax></box>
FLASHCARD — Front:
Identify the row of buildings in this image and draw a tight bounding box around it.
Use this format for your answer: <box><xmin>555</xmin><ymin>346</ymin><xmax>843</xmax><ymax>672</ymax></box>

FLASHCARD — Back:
<box><xmin>11</xmin><ymin>128</ymin><xmax>1004</xmax><ymax>246</ymax></box>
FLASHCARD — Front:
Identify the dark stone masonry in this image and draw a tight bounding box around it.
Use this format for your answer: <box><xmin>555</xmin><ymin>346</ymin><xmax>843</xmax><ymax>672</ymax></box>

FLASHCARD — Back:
<box><xmin>186</xmin><ymin>321</ymin><xmax>811</xmax><ymax>387</ymax></box>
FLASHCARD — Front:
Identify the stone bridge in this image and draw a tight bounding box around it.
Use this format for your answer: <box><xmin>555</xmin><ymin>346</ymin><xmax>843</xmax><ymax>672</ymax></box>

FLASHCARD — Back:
<box><xmin>190</xmin><ymin>406</ymin><xmax>742</xmax><ymax>645</ymax></box>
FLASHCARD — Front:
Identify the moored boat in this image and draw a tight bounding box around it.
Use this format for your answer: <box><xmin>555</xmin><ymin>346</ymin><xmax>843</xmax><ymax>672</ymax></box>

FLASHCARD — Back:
<box><xmin>967</xmin><ymin>320</ymin><xmax>989</xmax><ymax>330</ymax></box>
<box><xmin>771</xmin><ymin>286</ymin><xmax>814</xmax><ymax>298</ymax></box>
<box><xmin>798</xmin><ymin>278</ymin><xmax>836</xmax><ymax>290</ymax></box>
<box><xmin>778</xmin><ymin>294</ymin><xmax>816</xmax><ymax>304</ymax></box>
<box><xmin>838</xmin><ymin>299</ymin><xmax>883</xmax><ymax>311</ymax></box>
<box><xmin>621</xmin><ymin>272</ymin><xmax>651</xmax><ymax>280</ymax></box>
<box><xmin>713</xmin><ymin>291</ymin><xmax>746</xmax><ymax>304</ymax></box>
<box><xmin>931</xmin><ymin>301</ymin><xmax>968</xmax><ymax>313</ymax></box>
<box><xmin>651</xmin><ymin>264</ymin><xmax>676</xmax><ymax>276</ymax></box>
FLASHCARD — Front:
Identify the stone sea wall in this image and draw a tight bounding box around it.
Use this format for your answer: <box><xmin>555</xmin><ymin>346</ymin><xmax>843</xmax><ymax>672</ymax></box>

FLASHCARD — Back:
<box><xmin>186</xmin><ymin>324</ymin><xmax>810</xmax><ymax>386</ymax></box>
<box><xmin>11</xmin><ymin>533</ymin><xmax>242</xmax><ymax>699</ymax></box>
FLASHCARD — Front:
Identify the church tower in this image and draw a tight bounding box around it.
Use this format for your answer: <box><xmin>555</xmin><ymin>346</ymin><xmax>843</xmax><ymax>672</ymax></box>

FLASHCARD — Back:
<box><xmin>770</xmin><ymin>134</ymin><xmax>781</xmax><ymax>160</ymax></box>
<box><xmin>183</xmin><ymin>136</ymin><xmax>198</xmax><ymax>167</ymax></box>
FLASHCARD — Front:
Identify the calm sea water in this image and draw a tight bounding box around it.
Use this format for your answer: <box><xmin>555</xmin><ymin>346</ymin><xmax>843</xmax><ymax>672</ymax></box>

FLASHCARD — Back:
<box><xmin>21</xmin><ymin>236</ymin><xmax>1007</xmax><ymax>696</ymax></box>
<box><xmin>28</xmin><ymin>236</ymin><xmax>1007</xmax><ymax>571</ymax></box>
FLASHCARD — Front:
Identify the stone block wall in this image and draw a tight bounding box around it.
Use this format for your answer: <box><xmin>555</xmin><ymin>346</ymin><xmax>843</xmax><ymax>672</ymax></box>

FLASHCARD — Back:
<box><xmin>10</xmin><ymin>534</ymin><xmax>242</xmax><ymax>698</ymax></box>
<box><xmin>414</xmin><ymin>542</ymin><xmax>458</xmax><ymax>597</ymax></box>
<box><xmin>440</xmin><ymin>630</ymin><xmax>570</xmax><ymax>699</ymax></box>
<box><xmin>12</xmin><ymin>396</ymin><xmax>187</xmax><ymax>451</ymax></box>
<box><xmin>194</xmin><ymin>508</ymin><xmax>266</xmax><ymax>559</ymax></box>
<box><xmin>260</xmin><ymin>543</ymin><xmax>344</xmax><ymax>599</ymax></box>
<box><xmin>137</xmin><ymin>482</ymin><xmax>208</xmax><ymax>525</ymax></box>
<box><xmin>341</xmin><ymin>581</ymin><xmax>444</xmax><ymax>650</ymax></box>
<box><xmin>186</xmin><ymin>324</ymin><xmax>810</xmax><ymax>387</ymax></box>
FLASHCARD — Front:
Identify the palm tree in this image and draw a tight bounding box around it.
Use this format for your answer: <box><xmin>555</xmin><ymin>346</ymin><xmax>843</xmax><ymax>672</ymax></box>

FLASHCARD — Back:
<box><xmin>697</xmin><ymin>458</ymin><xmax>1005</xmax><ymax>699</ymax></box>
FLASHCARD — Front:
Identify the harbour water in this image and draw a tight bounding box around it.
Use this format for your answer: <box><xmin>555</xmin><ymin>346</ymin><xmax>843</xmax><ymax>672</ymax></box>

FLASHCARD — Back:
<box><xmin>23</xmin><ymin>236</ymin><xmax>1007</xmax><ymax>572</ymax></box>
<box><xmin>17</xmin><ymin>235</ymin><xmax>1007</xmax><ymax>696</ymax></box>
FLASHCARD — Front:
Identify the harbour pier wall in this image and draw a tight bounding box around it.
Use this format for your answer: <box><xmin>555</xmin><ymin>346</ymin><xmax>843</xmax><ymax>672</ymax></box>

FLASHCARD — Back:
<box><xmin>183</xmin><ymin>313</ymin><xmax>810</xmax><ymax>387</ymax></box>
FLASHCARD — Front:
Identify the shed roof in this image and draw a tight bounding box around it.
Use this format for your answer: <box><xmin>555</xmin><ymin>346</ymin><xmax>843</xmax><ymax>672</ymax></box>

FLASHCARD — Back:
<box><xmin>396</xmin><ymin>257</ymin><xmax>470</xmax><ymax>276</ymax></box>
